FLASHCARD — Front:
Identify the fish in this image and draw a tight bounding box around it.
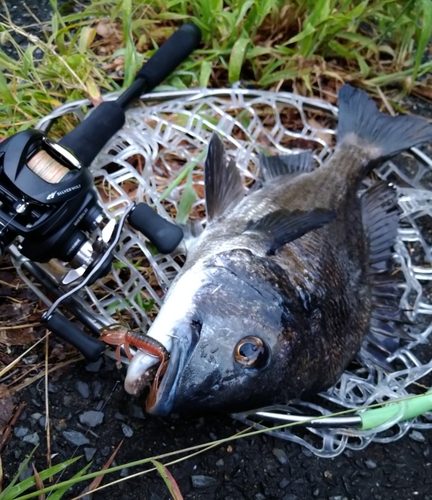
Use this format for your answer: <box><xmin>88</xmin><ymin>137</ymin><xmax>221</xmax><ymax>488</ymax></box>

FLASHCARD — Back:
<box><xmin>124</xmin><ymin>84</ymin><xmax>432</xmax><ymax>416</ymax></box>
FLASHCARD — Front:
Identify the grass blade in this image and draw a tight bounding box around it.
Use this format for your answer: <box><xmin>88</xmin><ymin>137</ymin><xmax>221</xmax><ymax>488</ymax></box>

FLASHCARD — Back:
<box><xmin>228</xmin><ymin>35</ymin><xmax>250</xmax><ymax>83</ymax></box>
<box><xmin>413</xmin><ymin>0</ymin><xmax>432</xmax><ymax>83</ymax></box>
<box><xmin>176</xmin><ymin>167</ymin><xmax>196</xmax><ymax>225</ymax></box>
<box><xmin>151</xmin><ymin>461</ymin><xmax>183</xmax><ymax>500</ymax></box>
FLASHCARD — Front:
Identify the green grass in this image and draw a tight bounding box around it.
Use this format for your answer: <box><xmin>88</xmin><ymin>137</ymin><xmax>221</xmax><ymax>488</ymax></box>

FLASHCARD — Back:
<box><xmin>0</xmin><ymin>0</ymin><xmax>431</xmax><ymax>134</ymax></box>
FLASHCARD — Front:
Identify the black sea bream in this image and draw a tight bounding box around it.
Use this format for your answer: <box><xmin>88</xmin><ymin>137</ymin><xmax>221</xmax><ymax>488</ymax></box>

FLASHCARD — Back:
<box><xmin>125</xmin><ymin>85</ymin><xmax>432</xmax><ymax>415</ymax></box>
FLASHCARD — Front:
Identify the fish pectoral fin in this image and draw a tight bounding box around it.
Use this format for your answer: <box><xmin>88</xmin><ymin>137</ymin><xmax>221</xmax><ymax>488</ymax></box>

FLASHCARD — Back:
<box><xmin>244</xmin><ymin>208</ymin><xmax>336</xmax><ymax>255</ymax></box>
<box><xmin>258</xmin><ymin>150</ymin><xmax>314</xmax><ymax>182</ymax></box>
<box><xmin>205</xmin><ymin>133</ymin><xmax>245</xmax><ymax>222</ymax></box>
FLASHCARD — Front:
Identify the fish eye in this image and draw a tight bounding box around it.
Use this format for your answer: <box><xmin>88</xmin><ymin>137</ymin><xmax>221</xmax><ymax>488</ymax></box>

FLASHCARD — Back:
<box><xmin>234</xmin><ymin>336</ymin><xmax>269</xmax><ymax>369</ymax></box>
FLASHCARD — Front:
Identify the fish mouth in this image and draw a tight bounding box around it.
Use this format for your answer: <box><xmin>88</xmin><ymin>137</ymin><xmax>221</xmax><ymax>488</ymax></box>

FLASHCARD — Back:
<box><xmin>125</xmin><ymin>323</ymin><xmax>200</xmax><ymax>416</ymax></box>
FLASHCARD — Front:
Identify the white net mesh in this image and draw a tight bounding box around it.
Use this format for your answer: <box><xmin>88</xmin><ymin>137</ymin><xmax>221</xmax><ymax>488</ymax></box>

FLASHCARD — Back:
<box><xmin>26</xmin><ymin>88</ymin><xmax>432</xmax><ymax>457</ymax></box>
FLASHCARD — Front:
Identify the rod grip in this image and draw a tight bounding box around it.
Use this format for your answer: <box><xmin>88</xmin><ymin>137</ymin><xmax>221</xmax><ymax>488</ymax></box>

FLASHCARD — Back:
<box><xmin>135</xmin><ymin>23</ymin><xmax>201</xmax><ymax>90</ymax></box>
<box><xmin>128</xmin><ymin>203</ymin><xmax>183</xmax><ymax>254</ymax></box>
<box><xmin>59</xmin><ymin>101</ymin><xmax>126</xmax><ymax>167</ymax></box>
<box><xmin>44</xmin><ymin>312</ymin><xmax>106</xmax><ymax>361</ymax></box>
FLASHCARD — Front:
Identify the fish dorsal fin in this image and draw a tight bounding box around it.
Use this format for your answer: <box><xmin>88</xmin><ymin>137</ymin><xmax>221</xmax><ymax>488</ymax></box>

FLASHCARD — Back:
<box><xmin>205</xmin><ymin>134</ymin><xmax>244</xmax><ymax>222</ymax></box>
<box><xmin>259</xmin><ymin>151</ymin><xmax>314</xmax><ymax>182</ymax></box>
<box><xmin>245</xmin><ymin>208</ymin><xmax>336</xmax><ymax>255</ymax></box>
<box><xmin>362</xmin><ymin>181</ymin><xmax>399</xmax><ymax>273</ymax></box>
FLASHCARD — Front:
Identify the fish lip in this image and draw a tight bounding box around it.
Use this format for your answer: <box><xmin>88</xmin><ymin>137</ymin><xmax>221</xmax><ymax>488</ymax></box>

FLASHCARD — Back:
<box><xmin>146</xmin><ymin>324</ymin><xmax>199</xmax><ymax>416</ymax></box>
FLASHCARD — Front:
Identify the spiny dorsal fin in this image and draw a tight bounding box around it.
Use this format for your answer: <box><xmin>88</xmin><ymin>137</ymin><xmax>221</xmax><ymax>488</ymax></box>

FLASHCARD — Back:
<box><xmin>245</xmin><ymin>208</ymin><xmax>336</xmax><ymax>255</ymax></box>
<box><xmin>205</xmin><ymin>134</ymin><xmax>244</xmax><ymax>222</ymax></box>
<box><xmin>362</xmin><ymin>181</ymin><xmax>399</xmax><ymax>273</ymax></box>
<box><xmin>258</xmin><ymin>150</ymin><xmax>314</xmax><ymax>182</ymax></box>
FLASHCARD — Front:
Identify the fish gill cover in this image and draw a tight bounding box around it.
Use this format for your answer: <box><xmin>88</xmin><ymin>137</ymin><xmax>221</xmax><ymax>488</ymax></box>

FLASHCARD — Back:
<box><xmin>18</xmin><ymin>87</ymin><xmax>432</xmax><ymax>458</ymax></box>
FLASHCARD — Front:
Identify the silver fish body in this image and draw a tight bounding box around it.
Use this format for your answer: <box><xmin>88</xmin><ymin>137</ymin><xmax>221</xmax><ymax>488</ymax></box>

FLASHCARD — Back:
<box><xmin>125</xmin><ymin>85</ymin><xmax>432</xmax><ymax>415</ymax></box>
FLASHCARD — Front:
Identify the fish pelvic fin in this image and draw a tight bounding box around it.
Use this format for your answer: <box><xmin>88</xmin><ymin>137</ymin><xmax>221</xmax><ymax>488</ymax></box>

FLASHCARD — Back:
<box><xmin>244</xmin><ymin>208</ymin><xmax>336</xmax><ymax>255</ymax></box>
<box><xmin>337</xmin><ymin>84</ymin><xmax>432</xmax><ymax>159</ymax></box>
<box><xmin>205</xmin><ymin>133</ymin><xmax>245</xmax><ymax>222</ymax></box>
<box><xmin>258</xmin><ymin>150</ymin><xmax>314</xmax><ymax>182</ymax></box>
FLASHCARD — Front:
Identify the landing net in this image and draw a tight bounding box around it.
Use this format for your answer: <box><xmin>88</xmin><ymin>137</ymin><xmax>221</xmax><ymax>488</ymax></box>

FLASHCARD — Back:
<box><xmin>28</xmin><ymin>87</ymin><xmax>432</xmax><ymax>457</ymax></box>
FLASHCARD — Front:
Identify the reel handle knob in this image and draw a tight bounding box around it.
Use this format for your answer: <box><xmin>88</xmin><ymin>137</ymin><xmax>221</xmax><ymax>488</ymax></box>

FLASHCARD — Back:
<box><xmin>43</xmin><ymin>312</ymin><xmax>106</xmax><ymax>361</ymax></box>
<box><xmin>128</xmin><ymin>203</ymin><xmax>184</xmax><ymax>254</ymax></box>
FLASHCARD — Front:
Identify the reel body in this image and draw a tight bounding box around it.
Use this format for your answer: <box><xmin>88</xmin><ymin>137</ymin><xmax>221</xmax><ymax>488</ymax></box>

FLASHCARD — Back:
<box><xmin>0</xmin><ymin>22</ymin><xmax>202</xmax><ymax>359</ymax></box>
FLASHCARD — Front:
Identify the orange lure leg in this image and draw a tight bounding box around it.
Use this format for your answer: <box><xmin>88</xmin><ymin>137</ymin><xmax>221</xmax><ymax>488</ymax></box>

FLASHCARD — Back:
<box><xmin>99</xmin><ymin>326</ymin><xmax>170</xmax><ymax>405</ymax></box>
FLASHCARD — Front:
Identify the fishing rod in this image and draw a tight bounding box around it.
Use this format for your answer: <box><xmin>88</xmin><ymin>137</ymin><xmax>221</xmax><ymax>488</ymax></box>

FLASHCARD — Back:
<box><xmin>0</xmin><ymin>23</ymin><xmax>202</xmax><ymax>360</ymax></box>
<box><xmin>236</xmin><ymin>389</ymin><xmax>432</xmax><ymax>430</ymax></box>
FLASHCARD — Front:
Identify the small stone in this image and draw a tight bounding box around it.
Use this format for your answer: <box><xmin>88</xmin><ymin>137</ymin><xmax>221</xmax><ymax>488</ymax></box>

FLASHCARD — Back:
<box><xmin>79</xmin><ymin>410</ymin><xmax>104</xmax><ymax>427</ymax></box>
<box><xmin>92</xmin><ymin>380</ymin><xmax>103</xmax><ymax>399</ymax></box>
<box><xmin>301</xmin><ymin>448</ymin><xmax>313</xmax><ymax>458</ymax></box>
<box><xmin>282</xmin><ymin>495</ymin><xmax>298</xmax><ymax>500</ymax></box>
<box><xmin>76</xmin><ymin>381</ymin><xmax>90</xmax><ymax>399</ymax></box>
<box><xmin>120</xmin><ymin>467</ymin><xmax>130</xmax><ymax>478</ymax></box>
<box><xmin>101</xmin><ymin>446</ymin><xmax>111</xmax><ymax>457</ymax></box>
<box><xmin>30</xmin><ymin>413</ymin><xmax>42</xmax><ymax>421</ymax></box>
<box><xmin>215</xmin><ymin>459</ymin><xmax>224</xmax><ymax>467</ymax></box>
<box><xmin>48</xmin><ymin>382</ymin><xmax>58</xmax><ymax>394</ymax></box>
<box><xmin>14</xmin><ymin>427</ymin><xmax>29</xmax><ymax>438</ymax></box>
<box><xmin>209</xmin><ymin>432</ymin><xmax>217</xmax><ymax>440</ymax></box>
<box><xmin>190</xmin><ymin>475</ymin><xmax>219</xmax><ymax>489</ymax></box>
<box><xmin>121</xmin><ymin>423</ymin><xmax>134</xmax><ymax>438</ymax></box>
<box><xmin>313</xmin><ymin>489</ymin><xmax>320</xmax><ymax>497</ymax></box>
<box><xmin>63</xmin><ymin>395</ymin><xmax>73</xmax><ymax>408</ymax></box>
<box><xmin>409</xmin><ymin>430</ymin><xmax>426</xmax><ymax>443</ymax></box>
<box><xmin>114</xmin><ymin>412</ymin><xmax>125</xmax><ymax>421</ymax></box>
<box><xmin>63</xmin><ymin>430</ymin><xmax>90</xmax><ymax>446</ymax></box>
<box><xmin>272</xmin><ymin>448</ymin><xmax>289</xmax><ymax>465</ymax></box>
<box><xmin>22</xmin><ymin>432</ymin><xmax>40</xmax><ymax>446</ymax></box>
<box><xmin>38</xmin><ymin>416</ymin><xmax>46</xmax><ymax>429</ymax></box>
<box><xmin>86</xmin><ymin>358</ymin><xmax>103</xmax><ymax>372</ymax></box>
<box><xmin>329</xmin><ymin>497</ymin><xmax>348</xmax><ymax>500</ymax></box>
<box><xmin>19</xmin><ymin>465</ymin><xmax>33</xmax><ymax>481</ymax></box>
<box><xmin>365</xmin><ymin>459</ymin><xmax>377</xmax><ymax>470</ymax></box>
<box><xmin>84</xmin><ymin>447</ymin><xmax>97</xmax><ymax>462</ymax></box>
<box><xmin>18</xmin><ymin>410</ymin><xmax>28</xmax><ymax>421</ymax></box>
<box><xmin>279</xmin><ymin>477</ymin><xmax>290</xmax><ymax>488</ymax></box>
<box><xmin>128</xmin><ymin>404</ymin><xmax>145</xmax><ymax>420</ymax></box>
<box><xmin>255</xmin><ymin>494</ymin><xmax>266</xmax><ymax>500</ymax></box>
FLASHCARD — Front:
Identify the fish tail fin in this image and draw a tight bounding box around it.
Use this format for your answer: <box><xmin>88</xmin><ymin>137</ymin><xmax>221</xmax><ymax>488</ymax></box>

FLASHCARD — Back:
<box><xmin>337</xmin><ymin>85</ymin><xmax>432</xmax><ymax>159</ymax></box>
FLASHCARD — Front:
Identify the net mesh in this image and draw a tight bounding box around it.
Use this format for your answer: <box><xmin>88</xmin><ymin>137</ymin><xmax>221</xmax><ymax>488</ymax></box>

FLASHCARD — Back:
<box><xmin>25</xmin><ymin>88</ymin><xmax>432</xmax><ymax>457</ymax></box>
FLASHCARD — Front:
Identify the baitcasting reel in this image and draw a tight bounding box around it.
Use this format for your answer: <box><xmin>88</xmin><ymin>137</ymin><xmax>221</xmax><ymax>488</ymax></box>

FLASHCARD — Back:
<box><xmin>0</xmin><ymin>22</ymin><xmax>202</xmax><ymax>360</ymax></box>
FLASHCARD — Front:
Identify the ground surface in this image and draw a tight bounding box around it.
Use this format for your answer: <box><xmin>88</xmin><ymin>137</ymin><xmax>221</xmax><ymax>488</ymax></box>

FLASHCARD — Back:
<box><xmin>1</xmin><ymin>1</ymin><xmax>432</xmax><ymax>499</ymax></box>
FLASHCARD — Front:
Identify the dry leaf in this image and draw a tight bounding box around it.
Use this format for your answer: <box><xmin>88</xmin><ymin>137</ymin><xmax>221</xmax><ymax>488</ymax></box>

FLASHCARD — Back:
<box><xmin>308</xmin><ymin>118</ymin><xmax>333</xmax><ymax>146</ymax></box>
<box><xmin>0</xmin><ymin>327</ymin><xmax>39</xmax><ymax>346</ymax></box>
<box><xmin>96</xmin><ymin>20</ymin><xmax>115</xmax><ymax>39</ymax></box>
<box><xmin>0</xmin><ymin>385</ymin><xmax>14</xmax><ymax>433</ymax></box>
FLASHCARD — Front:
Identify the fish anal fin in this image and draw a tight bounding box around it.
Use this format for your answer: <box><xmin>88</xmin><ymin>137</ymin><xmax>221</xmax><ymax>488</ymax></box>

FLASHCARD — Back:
<box><xmin>205</xmin><ymin>133</ymin><xmax>244</xmax><ymax>222</ymax></box>
<box><xmin>245</xmin><ymin>208</ymin><xmax>336</xmax><ymax>255</ymax></box>
<box><xmin>259</xmin><ymin>150</ymin><xmax>314</xmax><ymax>182</ymax></box>
<box><xmin>362</xmin><ymin>181</ymin><xmax>399</xmax><ymax>274</ymax></box>
<box><xmin>361</xmin><ymin>182</ymin><xmax>409</xmax><ymax>365</ymax></box>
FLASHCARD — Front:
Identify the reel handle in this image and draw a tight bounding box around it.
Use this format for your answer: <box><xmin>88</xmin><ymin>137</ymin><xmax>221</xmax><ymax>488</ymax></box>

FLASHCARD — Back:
<box><xmin>129</xmin><ymin>203</ymin><xmax>184</xmax><ymax>254</ymax></box>
<box><xmin>44</xmin><ymin>312</ymin><xmax>106</xmax><ymax>361</ymax></box>
<box><xmin>59</xmin><ymin>23</ymin><xmax>201</xmax><ymax>167</ymax></box>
